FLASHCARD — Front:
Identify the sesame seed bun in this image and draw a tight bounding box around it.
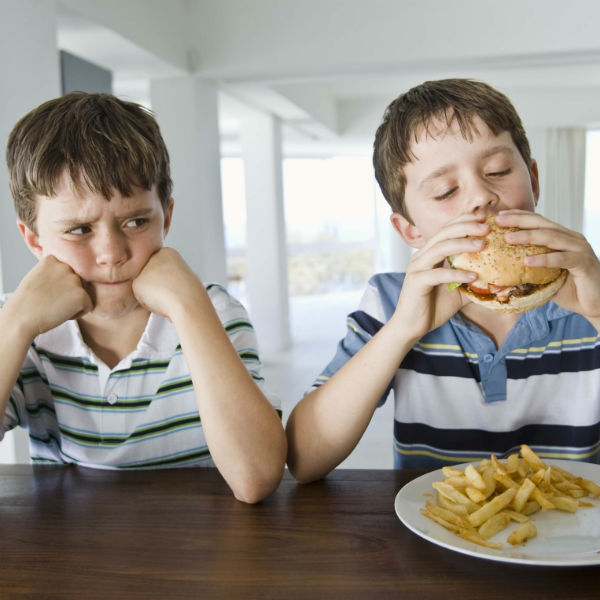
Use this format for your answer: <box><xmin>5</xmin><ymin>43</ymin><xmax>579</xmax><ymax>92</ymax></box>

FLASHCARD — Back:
<box><xmin>449</xmin><ymin>215</ymin><xmax>566</xmax><ymax>313</ymax></box>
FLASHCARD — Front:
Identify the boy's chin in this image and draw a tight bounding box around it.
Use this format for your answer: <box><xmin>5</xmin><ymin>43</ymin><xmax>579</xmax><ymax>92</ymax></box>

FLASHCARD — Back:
<box><xmin>83</xmin><ymin>282</ymin><xmax>144</xmax><ymax>321</ymax></box>
<box><xmin>85</xmin><ymin>297</ymin><xmax>144</xmax><ymax>321</ymax></box>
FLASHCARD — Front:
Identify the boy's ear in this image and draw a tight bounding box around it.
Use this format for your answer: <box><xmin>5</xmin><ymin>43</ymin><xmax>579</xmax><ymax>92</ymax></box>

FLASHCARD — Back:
<box><xmin>390</xmin><ymin>212</ymin><xmax>426</xmax><ymax>249</ymax></box>
<box><xmin>163</xmin><ymin>198</ymin><xmax>174</xmax><ymax>237</ymax></box>
<box><xmin>17</xmin><ymin>220</ymin><xmax>43</xmax><ymax>259</ymax></box>
<box><xmin>529</xmin><ymin>158</ymin><xmax>540</xmax><ymax>206</ymax></box>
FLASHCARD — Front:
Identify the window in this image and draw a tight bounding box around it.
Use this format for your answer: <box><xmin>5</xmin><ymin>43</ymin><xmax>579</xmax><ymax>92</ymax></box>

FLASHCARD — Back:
<box><xmin>283</xmin><ymin>157</ymin><xmax>376</xmax><ymax>296</ymax></box>
<box><xmin>584</xmin><ymin>130</ymin><xmax>600</xmax><ymax>256</ymax></box>
<box><xmin>221</xmin><ymin>155</ymin><xmax>378</xmax><ymax>300</ymax></box>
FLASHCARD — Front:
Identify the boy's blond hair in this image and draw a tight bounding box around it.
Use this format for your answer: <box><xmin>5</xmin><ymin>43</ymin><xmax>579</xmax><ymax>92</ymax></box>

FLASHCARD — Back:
<box><xmin>6</xmin><ymin>92</ymin><xmax>173</xmax><ymax>231</ymax></box>
<box><xmin>373</xmin><ymin>78</ymin><xmax>532</xmax><ymax>221</ymax></box>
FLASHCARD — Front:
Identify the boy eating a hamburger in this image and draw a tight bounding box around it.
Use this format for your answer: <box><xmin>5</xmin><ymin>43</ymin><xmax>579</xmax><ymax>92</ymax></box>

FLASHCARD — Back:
<box><xmin>0</xmin><ymin>93</ymin><xmax>286</xmax><ymax>503</ymax></box>
<box><xmin>286</xmin><ymin>79</ymin><xmax>600</xmax><ymax>480</ymax></box>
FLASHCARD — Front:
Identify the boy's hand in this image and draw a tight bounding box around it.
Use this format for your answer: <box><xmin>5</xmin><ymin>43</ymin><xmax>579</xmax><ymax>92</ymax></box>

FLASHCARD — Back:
<box><xmin>496</xmin><ymin>210</ymin><xmax>600</xmax><ymax>328</ymax></box>
<box><xmin>392</xmin><ymin>215</ymin><xmax>488</xmax><ymax>341</ymax></box>
<box><xmin>132</xmin><ymin>247</ymin><xmax>202</xmax><ymax>321</ymax></box>
<box><xmin>8</xmin><ymin>255</ymin><xmax>93</xmax><ymax>339</ymax></box>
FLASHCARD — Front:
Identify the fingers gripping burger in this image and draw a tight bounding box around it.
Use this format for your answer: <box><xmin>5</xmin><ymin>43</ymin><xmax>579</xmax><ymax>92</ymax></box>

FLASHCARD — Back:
<box><xmin>448</xmin><ymin>216</ymin><xmax>567</xmax><ymax>313</ymax></box>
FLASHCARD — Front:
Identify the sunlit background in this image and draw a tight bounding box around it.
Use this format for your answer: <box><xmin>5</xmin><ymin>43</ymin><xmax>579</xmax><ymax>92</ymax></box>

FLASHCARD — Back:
<box><xmin>2</xmin><ymin>0</ymin><xmax>600</xmax><ymax>468</ymax></box>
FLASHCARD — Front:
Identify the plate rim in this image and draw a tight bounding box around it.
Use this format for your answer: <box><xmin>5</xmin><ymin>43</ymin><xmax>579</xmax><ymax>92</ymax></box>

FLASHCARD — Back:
<box><xmin>395</xmin><ymin>458</ymin><xmax>600</xmax><ymax>567</ymax></box>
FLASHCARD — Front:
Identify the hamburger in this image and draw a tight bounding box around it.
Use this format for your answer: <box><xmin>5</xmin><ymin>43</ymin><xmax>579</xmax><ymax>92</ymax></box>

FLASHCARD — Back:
<box><xmin>448</xmin><ymin>215</ymin><xmax>567</xmax><ymax>313</ymax></box>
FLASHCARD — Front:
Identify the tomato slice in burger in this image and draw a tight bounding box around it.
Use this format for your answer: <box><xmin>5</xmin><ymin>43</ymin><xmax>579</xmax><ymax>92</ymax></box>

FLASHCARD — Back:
<box><xmin>467</xmin><ymin>283</ymin><xmax>492</xmax><ymax>295</ymax></box>
<box><xmin>467</xmin><ymin>283</ymin><xmax>510</xmax><ymax>295</ymax></box>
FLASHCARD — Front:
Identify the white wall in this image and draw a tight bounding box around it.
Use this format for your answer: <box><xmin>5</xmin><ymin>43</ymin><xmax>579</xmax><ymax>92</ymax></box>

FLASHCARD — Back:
<box><xmin>189</xmin><ymin>0</ymin><xmax>600</xmax><ymax>78</ymax></box>
<box><xmin>0</xmin><ymin>0</ymin><xmax>61</xmax><ymax>293</ymax></box>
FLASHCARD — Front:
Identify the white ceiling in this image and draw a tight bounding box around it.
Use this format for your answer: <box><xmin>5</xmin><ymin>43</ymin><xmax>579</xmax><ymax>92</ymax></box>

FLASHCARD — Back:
<box><xmin>56</xmin><ymin>0</ymin><xmax>600</xmax><ymax>157</ymax></box>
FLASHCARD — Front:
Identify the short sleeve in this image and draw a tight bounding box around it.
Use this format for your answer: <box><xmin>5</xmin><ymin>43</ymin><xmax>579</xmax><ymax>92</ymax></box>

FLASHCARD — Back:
<box><xmin>307</xmin><ymin>274</ymin><xmax>404</xmax><ymax>406</ymax></box>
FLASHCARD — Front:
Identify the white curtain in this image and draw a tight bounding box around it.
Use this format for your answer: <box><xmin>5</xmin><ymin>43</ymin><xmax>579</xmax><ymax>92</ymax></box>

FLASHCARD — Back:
<box><xmin>541</xmin><ymin>127</ymin><xmax>586</xmax><ymax>233</ymax></box>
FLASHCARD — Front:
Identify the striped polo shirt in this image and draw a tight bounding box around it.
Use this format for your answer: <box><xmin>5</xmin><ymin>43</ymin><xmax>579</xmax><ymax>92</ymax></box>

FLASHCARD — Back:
<box><xmin>1</xmin><ymin>284</ymin><xmax>279</xmax><ymax>469</ymax></box>
<box><xmin>311</xmin><ymin>273</ymin><xmax>600</xmax><ymax>469</ymax></box>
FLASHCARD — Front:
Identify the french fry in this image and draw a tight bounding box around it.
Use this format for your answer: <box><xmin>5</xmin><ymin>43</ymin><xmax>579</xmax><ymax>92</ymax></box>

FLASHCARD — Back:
<box><xmin>551</xmin><ymin>496</ymin><xmax>579</xmax><ymax>513</ymax></box>
<box><xmin>442</xmin><ymin>466</ymin><xmax>464</xmax><ymax>478</ymax></box>
<box><xmin>577</xmin><ymin>477</ymin><xmax>600</xmax><ymax>498</ymax></box>
<box><xmin>422</xmin><ymin>447</ymin><xmax>599</xmax><ymax>549</ymax></box>
<box><xmin>531</xmin><ymin>487</ymin><xmax>555</xmax><ymax>512</ymax></box>
<box><xmin>517</xmin><ymin>458</ymin><xmax>530</xmax><ymax>479</ymax></box>
<box><xmin>521</xmin><ymin>500</ymin><xmax>541</xmax><ymax>516</ymax></box>
<box><xmin>476</xmin><ymin>458</ymin><xmax>491</xmax><ymax>472</ymax></box>
<box><xmin>478</xmin><ymin>512</ymin><xmax>511</xmax><ymax>540</ymax></box>
<box><xmin>468</xmin><ymin>488</ymin><xmax>516</xmax><ymax>527</ymax></box>
<box><xmin>459</xmin><ymin>529</ymin><xmax>503</xmax><ymax>550</ymax></box>
<box><xmin>465</xmin><ymin>486</ymin><xmax>487</xmax><ymax>503</ymax></box>
<box><xmin>552</xmin><ymin>464</ymin><xmax>577</xmax><ymax>480</ymax></box>
<box><xmin>505</xmin><ymin>453</ymin><xmax>520</xmax><ymax>473</ymax></box>
<box><xmin>465</xmin><ymin>463</ymin><xmax>486</xmax><ymax>490</ymax></box>
<box><xmin>530</xmin><ymin>468</ymin><xmax>545</xmax><ymax>485</ymax></box>
<box><xmin>424</xmin><ymin>502</ymin><xmax>471</xmax><ymax>528</ymax></box>
<box><xmin>444</xmin><ymin>476</ymin><xmax>468</xmax><ymax>489</ymax></box>
<box><xmin>480</xmin><ymin>464</ymin><xmax>497</xmax><ymax>499</ymax></box>
<box><xmin>520</xmin><ymin>444</ymin><xmax>546</xmax><ymax>471</ymax></box>
<box><xmin>494</xmin><ymin>472</ymin><xmax>519</xmax><ymax>490</ymax></box>
<box><xmin>502</xmin><ymin>509</ymin><xmax>530</xmax><ymax>523</ymax></box>
<box><xmin>507</xmin><ymin>522</ymin><xmax>537</xmax><ymax>545</ymax></box>
<box><xmin>433</xmin><ymin>482</ymin><xmax>480</xmax><ymax>513</ymax></box>
<box><xmin>420</xmin><ymin>508</ymin><xmax>464</xmax><ymax>535</ymax></box>
<box><xmin>436</xmin><ymin>493</ymin><xmax>469</xmax><ymax>516</ymax></box>
<box><xmin>491</xmin><ymin>455</ymin><xmax>507</xmax><ymax>475</ymax></box>
<box><xmin>512</xmin><ymin>478</ymin><xmax>536</xmax><ymax>512</ymax></box>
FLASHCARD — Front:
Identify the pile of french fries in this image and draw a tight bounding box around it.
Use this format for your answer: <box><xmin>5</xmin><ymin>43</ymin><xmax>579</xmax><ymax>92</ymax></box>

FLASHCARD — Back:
<box><xmin>420</xmin><ymin>444</ymin><xmax>600</xmax><ymax>549</ymax></box>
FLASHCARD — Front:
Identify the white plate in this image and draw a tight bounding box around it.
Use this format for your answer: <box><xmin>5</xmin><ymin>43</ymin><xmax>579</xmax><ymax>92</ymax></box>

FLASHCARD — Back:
<box><xmin>395</xmin><ymin>459</ymin><xmax>600</xmax><ymax>566</ymax></box>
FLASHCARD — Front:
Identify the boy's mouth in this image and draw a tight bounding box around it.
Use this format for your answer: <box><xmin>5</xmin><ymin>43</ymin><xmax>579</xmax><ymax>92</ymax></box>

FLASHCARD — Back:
<box><xmin>92</xmin><ymin>279</ymin><xmax>131</xmax><ymax>288</ymax></box>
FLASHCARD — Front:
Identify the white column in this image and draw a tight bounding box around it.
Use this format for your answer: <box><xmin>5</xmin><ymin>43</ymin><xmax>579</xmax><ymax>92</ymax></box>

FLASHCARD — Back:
<box><xmin>543</xmin><ymin>128</ymin><xmax>586</xmax><ymax>233</ymax></box>
<box><xmin>0</xmin><ymin>0</ymin><xmax>61</xmax><ymax>294</ymax></box>
<box><xmin>150</xmin><ymin>77</ymin><xmax>227</xmax><ymax>286</ymax></box>
<box><xmin>0</xmin><ymin>0</ymin><xmax>59</xmax><ymax>464</ymax></box>
<box><xmin>240</xmin><ymin>111</ymin><xmax>291</xmax><ymax>352</ymax></box>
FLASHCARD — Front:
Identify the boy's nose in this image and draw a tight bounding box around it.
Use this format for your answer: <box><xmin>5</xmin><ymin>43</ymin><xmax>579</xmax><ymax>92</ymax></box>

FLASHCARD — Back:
<box><xmin>94</xmin><ymin>231</ymin><xmax>129</xmax><ymax>266</ymax></box>
<box><xmin>466</xmin><ymin>181</ymin><xmax>499</xmax><ymax>216</ymax></box>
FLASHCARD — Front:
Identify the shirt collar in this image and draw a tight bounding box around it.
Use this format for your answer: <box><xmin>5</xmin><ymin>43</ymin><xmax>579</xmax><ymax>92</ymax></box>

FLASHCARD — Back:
<box><xmin>34</xmin><ymin>313</ymin><xmax>179</xmax><ymax>364</ymax></box>
<box><xmin>450</xmin><ymin>301</ymin><xmax>571</xmax><ymax>345</ymax></box>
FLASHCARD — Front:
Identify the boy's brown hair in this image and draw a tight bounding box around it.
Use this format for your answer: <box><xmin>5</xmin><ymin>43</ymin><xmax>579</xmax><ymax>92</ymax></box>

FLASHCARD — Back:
<box><xmin>6</xmin><ymin>92</ymin><xmax>173</xmax><ymax>231</ymax></box>
<box><xmin>373</xmin><ymin>78</ymin><xmax>532</xmax><ymax>220</ymax></box>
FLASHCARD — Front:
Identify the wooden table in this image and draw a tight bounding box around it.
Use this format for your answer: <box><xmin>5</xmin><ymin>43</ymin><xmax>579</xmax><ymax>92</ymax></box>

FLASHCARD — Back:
<box><xmin>0</xmin><ymin>466</ymin><xmax>598</xmax><ymax>599</ymax></box>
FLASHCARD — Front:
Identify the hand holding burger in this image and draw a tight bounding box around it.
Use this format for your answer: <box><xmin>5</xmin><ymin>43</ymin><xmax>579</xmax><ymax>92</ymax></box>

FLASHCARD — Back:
<box><xmin>448</xmin><ymin>215</ymin><xmax>567</xmax><ymax>313</ymax></box>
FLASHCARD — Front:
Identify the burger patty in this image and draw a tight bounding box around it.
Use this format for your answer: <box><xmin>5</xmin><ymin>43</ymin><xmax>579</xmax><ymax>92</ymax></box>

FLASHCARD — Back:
<box><xmin>465</xmin><ymin>282</ymin><xmax>541</xmax><ymax>304</ymax></box>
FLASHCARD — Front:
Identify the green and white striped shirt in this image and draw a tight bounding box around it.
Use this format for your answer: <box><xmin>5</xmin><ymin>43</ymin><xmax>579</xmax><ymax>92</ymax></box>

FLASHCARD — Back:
<box><xmin>1</xmin><ymin>285</ymin><xmax>278</xmax><ymax>468</ymax></box>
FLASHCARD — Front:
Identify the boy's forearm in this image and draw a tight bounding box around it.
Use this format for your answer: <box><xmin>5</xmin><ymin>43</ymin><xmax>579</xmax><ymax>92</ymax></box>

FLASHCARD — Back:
<box><xmin>286</xmin><ymin>314</ymin><xmax>418</xmax><ymax>483</ymax></box>
<box><xmin>0</xmin><ymin>303</ymin><xmax>36</xmax><ymax>423</ymax></box>
<box><xmin>169</xmin><ymin>286</ymin><xmax>286</xmax><ymax>503</ymax></box>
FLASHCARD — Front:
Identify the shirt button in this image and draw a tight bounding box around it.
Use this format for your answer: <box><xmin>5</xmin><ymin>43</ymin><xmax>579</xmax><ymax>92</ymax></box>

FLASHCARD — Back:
<box><xmin>107</xmin><ymin>393</ymin><xmax>118</xmax><ymax>405</ymax></box>
<box><xmin>483</xmin><ymin>354</ymin><xmax>494</xmax><ymax>363</ymax></box>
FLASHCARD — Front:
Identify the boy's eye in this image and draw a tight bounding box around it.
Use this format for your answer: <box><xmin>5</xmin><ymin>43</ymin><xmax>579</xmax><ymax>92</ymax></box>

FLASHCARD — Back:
<box><xmin>487</xmin><ymin>168</ymin><xmax>511</xmax><ymax>177</ymax></box>
<box><xmin>434</xmin><ymin>187</ymin><xmax>457</xmax><ymax>200</ymax></box>
<box><xmin>125</xmin><ymin>218</ymin><xmax>149</xmax><ymax>228</ymax></box>
<box><xmin>66</xmin><ymin>225</ymin><xmax>91</xmax><ymax>235</ymax></box>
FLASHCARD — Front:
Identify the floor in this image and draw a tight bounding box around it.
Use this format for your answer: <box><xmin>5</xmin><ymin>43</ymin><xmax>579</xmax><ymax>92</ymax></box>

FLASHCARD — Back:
<box><xmin>263</xmin><ymin>290</ymin><xmax>394</xmax><ymax>469</ymax></box>
<box><xmin>0</xmin><ymin>290</ymin><xmax>395</xmax><ymax>469</ymax></box>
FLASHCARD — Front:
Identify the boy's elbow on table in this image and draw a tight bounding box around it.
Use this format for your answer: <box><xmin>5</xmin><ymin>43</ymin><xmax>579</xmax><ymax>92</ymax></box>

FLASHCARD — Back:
<box><xmin>230</xmin><ymin>467</ymin><xmax>285</xmax><ymax>504</ymax></box>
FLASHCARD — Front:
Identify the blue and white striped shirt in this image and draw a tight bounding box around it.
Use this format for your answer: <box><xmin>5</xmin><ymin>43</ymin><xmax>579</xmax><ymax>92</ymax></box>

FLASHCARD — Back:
<box><xmin>1</xmin><ymin>285</ymin><xmax>279</xmax><ymax>469</ymax></box>
<box><xmin>311</xmin><ymin>273</ymin><xmax>600</xmax><ymax>469</ymax></box>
